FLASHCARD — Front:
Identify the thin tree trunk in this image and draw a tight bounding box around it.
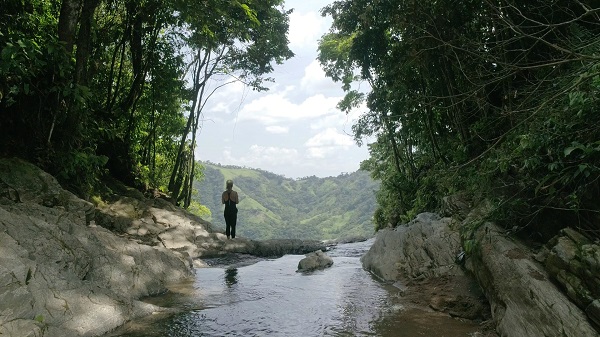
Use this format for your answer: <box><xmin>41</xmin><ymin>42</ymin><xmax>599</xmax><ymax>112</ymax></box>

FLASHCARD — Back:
<box><xmin>383</xmin><ymin>115</ymin><xmax>403</xmax><ymax>177</ymax></box>
<box><xmin>169</xmin><ymin>50</ymin><xmax>210</xmax><ymax>194</ymax></box>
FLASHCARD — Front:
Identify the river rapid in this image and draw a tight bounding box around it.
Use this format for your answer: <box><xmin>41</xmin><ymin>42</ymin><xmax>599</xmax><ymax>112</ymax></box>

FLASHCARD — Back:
<box><xmin>106</xmin><ymin>239</ymin><xmax>481</xmax><ymax>337</ymax></box>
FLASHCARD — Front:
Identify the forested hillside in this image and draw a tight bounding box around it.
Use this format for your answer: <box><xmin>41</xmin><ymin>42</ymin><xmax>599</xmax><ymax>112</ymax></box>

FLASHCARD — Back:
<box><xmin>194</xmin><ymin>163</ymin><xmax>379</xmax><ymax>240</ymax></box>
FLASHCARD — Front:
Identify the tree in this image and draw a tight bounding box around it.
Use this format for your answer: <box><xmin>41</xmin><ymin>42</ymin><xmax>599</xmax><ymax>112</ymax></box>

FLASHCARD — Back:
<box><xmin>167</xmin><ymin>0</ymin><xmax>294</xmax><ymax>207</ymax></box>
<box><xmin>0</xmin><ymin>0</ymin><xmax>294</xmax><ymax>206</ymax></box>
<box><xmin>320</xmin><ymin>0</ymin><xmax>600</xmax><ymax>238</ymax></box>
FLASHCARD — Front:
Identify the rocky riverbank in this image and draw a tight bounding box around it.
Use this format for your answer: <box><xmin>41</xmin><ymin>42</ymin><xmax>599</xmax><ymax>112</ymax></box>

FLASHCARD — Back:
<box><xmin>3</xmin><ymin>157</ymin><xmax>599</xmax><ymax>337</ymax></box>
<box><xmin>0</xmin><ymin>158</ymin><xmax>325</xmax><ymax>337</ymax></box>
<box><xmin>361</xmin><ymin>208</ymin><xmax>600</xmax><ymax>337</ymax></box>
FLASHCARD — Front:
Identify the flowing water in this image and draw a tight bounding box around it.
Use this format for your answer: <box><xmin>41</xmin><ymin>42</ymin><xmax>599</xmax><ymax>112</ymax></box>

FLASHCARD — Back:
<box><xmin>107</xmin><ymin>239</ymin><xmax>481</xmax><ymax>337</ymax></box>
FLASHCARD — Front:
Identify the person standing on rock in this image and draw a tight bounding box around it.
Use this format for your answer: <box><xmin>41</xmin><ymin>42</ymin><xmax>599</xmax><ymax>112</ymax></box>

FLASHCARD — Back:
<box><xmin>222</xmin><ymin>179</ymin><xmax>239</xmax><ymax>239</ymax></box>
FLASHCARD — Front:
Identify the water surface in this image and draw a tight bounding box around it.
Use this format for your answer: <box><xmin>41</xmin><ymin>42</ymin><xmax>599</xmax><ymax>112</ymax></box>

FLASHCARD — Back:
<box><xmin>107</xmin><ymin>240</ymin><xmax>480</xmax><ymax>337</ymax></box>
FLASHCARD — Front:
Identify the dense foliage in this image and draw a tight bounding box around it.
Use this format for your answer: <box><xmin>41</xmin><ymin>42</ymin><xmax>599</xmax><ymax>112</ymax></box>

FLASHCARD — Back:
<box><xmin>0</xmin><ymin>0</ymin><xmax>293</xmax><ymax>203</ymax></box>
<box><xmin>194</xmin><ymin>163</ymin><xmax>379</xmax><ymax>240</ymax></box>
<box><xmin>319</xmin><ymin>1</ymin><xmax>600</xmax><ymax>241</ymax></box>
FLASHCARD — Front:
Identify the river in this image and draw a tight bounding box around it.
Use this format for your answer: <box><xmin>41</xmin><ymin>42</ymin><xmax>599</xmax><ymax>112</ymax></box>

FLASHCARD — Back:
<box><xmin>106</xmin><ymin>239</ymin><xmax>481</xmax><ymax>337</ymax></box>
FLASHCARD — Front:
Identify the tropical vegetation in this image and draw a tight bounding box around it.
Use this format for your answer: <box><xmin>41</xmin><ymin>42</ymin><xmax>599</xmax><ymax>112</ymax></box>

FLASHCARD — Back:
<box><xmin>319</xmin><ymin>0</ymin><xmax>600</xmax><ymax>242</ymax></box>
<box><xmin>4</xmin><ymin>0</ymin><xmax>599</xmax><ymax>245</ymax></box>
<box><xmin>0</xmin><ymin>0</ymin><xmax>293</xmax><ymax>206</ymax></box>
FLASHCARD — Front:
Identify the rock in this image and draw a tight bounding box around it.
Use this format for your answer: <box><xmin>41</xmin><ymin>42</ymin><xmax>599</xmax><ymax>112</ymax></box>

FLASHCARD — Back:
<box><xmin>361</xmin><ymin>213</ymin><xmax>462</xmax><ymax>281</ymax></box>
<box><xmin>297</xmin><ymin>250</ymin><xmax>333</xmax><ymax>272</ymax></box>
<box><xmin>441</xmin><ymin>193</ymin><xmax>472</xmax><ymax>220</ymax></box>
<box><xmin>544</xmin><ymin>228</ymin><xmax>600</xmax><ymax>328</ymax></box>
<box><xmin>466</xmin><ymin>222</ymin><xmax>599</xmax><ymax>337</ymax></box>
<box><xmin>588</xmin><ymin>300</ymin><xmax>600</xmax><ymax>329</ymax></box>
<box><xmin>0</xmin><ymin>158</ymin><xmax>193</xmax><ymax>337</ymax></box>
<box><xmin>93</xmin><ymin>177</ymin><xmax>327</xmax><ymax>261</ymax></box>
<box><xmin>0</xmin><ymin>157</ymin><xmax>95</xmax><ymax>223</ymax></box>
<box><xmin>0</xmin><ymin>157</ymin><xmax>342</xmax><ymax>336</ymax></box>
<box><xmin>253</xmin><ymin>239</ymin><xmax>327</xmax><ymax>258</ymax></box>
<box><xmin>361</xmin><ymin>213</ymin><xmax>489</xmax><ymax>320</ymax></box>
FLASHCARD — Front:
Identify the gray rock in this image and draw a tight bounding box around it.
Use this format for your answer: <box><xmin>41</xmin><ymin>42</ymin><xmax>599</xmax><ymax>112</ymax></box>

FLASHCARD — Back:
<box><xmin>467</xmin><ymin>222</ymin><xmax>599</xmax><ymax>337</ymax></box>
<box><xmin>297</xmin><ymin>250</ymin><xmax>333</xmax><ymax>272</ymax></box>
<box><xmin>587</xmin><ymin>299</ymin><xmax>600</xmax><ymax>329</ymax></box>
<box><xmin>0</xmin><ymin>158</ymin><xmax>193</xmax><ymax>337</ymax></box>
<box><xmin>360</xmin><ymin>213</ymin><xmax>488</xmax><ymax>320</ymax></box>
<box><xmin>0</xmin><ymin>158</ymin><xmax>338</xmax><ymax>336</ymax></box>
<box><xmin>544</xmin><ymin>228</ymin><xmax>600</xmax><ymax>328</ymax></box>
<box><xmin>361</xmin><ymin>213</ymin><xmax>462</xmax><ymax>281</ymax></box>
<box><xmin>441</xmin><ymin>193</ymin><xmax>472</xmax><ymax>220</ymax></box>
<box><xmin>253</xmin><ymin>239</ymin><xmax>327</xmax><ymax>258</ymax></box>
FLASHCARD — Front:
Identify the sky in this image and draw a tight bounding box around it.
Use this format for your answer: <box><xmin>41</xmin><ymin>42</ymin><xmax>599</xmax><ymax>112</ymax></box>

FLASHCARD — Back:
<box><xmin>194</xmin><ymin>0</ymin><xmax>371</xmax><ymax>179</ymax></box>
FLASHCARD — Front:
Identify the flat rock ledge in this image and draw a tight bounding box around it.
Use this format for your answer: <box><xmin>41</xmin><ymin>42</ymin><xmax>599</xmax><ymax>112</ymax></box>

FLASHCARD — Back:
<box><xmin>0</xmin><ymin>158</ymin><xmax>325</xmax><ymax>337</ymax></box>
<box><xmin>94</xmin><ymin>192</ymin><xmax>325</xmax><ymax>263</ymax></box>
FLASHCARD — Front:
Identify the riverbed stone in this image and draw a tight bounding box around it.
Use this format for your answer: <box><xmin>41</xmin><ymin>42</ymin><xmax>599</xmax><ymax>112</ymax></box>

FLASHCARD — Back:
<box><xmin>297</xmin><ymin>250</ymin><xmax>333</xmax><ymax>272</ymax></box>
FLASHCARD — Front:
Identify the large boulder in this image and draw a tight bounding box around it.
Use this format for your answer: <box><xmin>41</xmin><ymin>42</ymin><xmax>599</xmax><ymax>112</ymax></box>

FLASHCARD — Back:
<box><xmin>0</xmin><ymin>157</ymin><xmax>339</xmax><ymax>336</ymax></box>
<box><xmin>297</xmin><ymin>250</ymin><xmax>333</xmax><ymax>272</ymax></box>
<box><xmin>0</xmin><ymin>158</ymin><xmax>193</xmax><ymax>337</ymax></box>
<box><xmin>361</xmin><ymin>213</ymin><xmax>462</xmax><ymax>281</ymax></box>
<box><xmin>0</xmin><ymin>157</ymin><xmax>95</xmax><ymax>222</ymax></box>
<box><xmin>95</xmin><ymin>193</ymin><xmax>215</xmax><ymax>259</ymax></box>
<box><xmin>361</xmin><ymin>213</ymin><xmax>489</xmax><ymax>320</ymax></box>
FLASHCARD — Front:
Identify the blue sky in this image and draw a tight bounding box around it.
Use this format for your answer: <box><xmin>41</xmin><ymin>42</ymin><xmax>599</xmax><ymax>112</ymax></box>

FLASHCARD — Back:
<box><xmin>195</xmin><ymin>0</ymin><xmax>370</xmax><ymax>179</ymax></box>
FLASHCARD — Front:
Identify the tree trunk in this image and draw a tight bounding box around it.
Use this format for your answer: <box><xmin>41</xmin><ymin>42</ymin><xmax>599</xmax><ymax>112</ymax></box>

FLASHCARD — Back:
<box><xmin>58</xmin><ymin>0</ymin><xmax>83</xmax><ymax>54</ymax></box>
<box><xmin>75</xmin><ymin>0</ymin><xmax>101</xmax><ymax>86</ymax></box>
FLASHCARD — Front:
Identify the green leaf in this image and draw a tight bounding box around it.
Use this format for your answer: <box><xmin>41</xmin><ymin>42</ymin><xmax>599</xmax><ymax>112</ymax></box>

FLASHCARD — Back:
<box><xmin>564</xmin><ymin>142</ymin><xmax>584</xmax><ymax>157</ymax></box>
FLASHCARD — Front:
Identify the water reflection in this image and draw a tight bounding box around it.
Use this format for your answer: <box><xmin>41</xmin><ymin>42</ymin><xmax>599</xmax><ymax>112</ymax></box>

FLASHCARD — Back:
<box><xmin>224</xmin><ymin>268</ymin><xmax>238</xmax><ymax>287</ymax></box>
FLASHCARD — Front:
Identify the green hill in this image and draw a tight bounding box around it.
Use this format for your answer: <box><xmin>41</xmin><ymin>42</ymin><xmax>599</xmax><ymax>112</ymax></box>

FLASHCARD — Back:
<box><xmin>193</xmin><ymin>163</ymin><xmax>380</xmax><ymax>240</ymax></box>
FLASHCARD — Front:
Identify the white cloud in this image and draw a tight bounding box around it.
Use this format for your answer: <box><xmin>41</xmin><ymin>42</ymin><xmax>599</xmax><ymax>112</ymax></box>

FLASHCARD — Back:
<box><xmin>265</xmin><ymin>125</ymin><xmax>289</xmax><ymax>134</ymax></box>
<box><xmin>208</xmin><ymin>101</ymin><xmax>230</xmax><ymax>114</ymax></box>
<box><xmin>305</xmin><ymin>128</ymin><xmax>355</xmax><ymax>158</ymax></box>
<box><xmin>305</xmin><ymin>128</ymin><xmax>355</xmax><ymax>148</ymax></box>
<box><xmin>237</xmin><ymin>92</ymin><xmax>340</xmax><ymax>125</ymax></box>
<box><xmin>300</xmin><ymin>60</ymin><xmax>338</xmax><ymax>94</ymax></box>
<box><xmin>309</xmin><ymin>114</ymin><xmax>344</xmax><ymax>130</ymax></box>
<box><xmin>288</xmin><ymin>11</ymin><xmax>325</xmax><ymax>50</ymax></box>
<box><xmin>194</xmin><ymin>1</ymin><xmax>372</xmax><ymax>179</ymax></box>
<box><xmin>225</xmin><ymin>145</ymin><xmax>300</xmax><ymax>168</ymax></box>
<box><xmin>305</xmin><ymin>146</ymin><xmax>331</xmax><ymax>159</ymax></box>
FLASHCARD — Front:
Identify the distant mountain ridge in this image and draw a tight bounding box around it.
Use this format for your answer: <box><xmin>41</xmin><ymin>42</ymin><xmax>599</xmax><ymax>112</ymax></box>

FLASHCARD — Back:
<box><xmin>193</xmin><ymin>162</ymin><xmax>380</xmax><ymax>241</ymax></box>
